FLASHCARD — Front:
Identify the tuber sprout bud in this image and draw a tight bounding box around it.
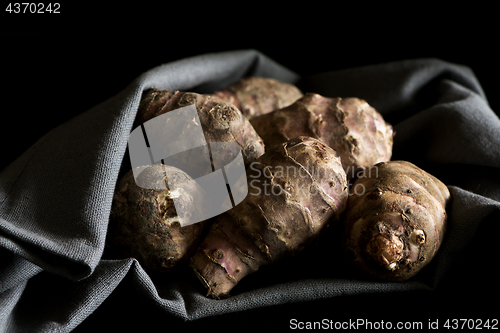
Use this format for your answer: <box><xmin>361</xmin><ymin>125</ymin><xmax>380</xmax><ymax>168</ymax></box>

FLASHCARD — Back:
<box><xmin>410</xmin><ymin>229</ymin><xmax>426</xmax><ymax>245</ymax></box>
<box><xmin>366</xmin><ymin>232</ymin><xmax>404</xmax><ymax>270</ymax></box>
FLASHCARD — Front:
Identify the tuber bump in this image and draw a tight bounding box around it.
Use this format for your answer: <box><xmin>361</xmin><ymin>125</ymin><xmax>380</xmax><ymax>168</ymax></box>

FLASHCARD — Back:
<box><xmin>138</xmin><ymin>88</ymin><xmax>265</xmax><ymax>167</ymax></box>
<box><xmin>190</xmin><ymin>136</ymin><xmax>349</xmax><ymax>298</ymax></box>
<box><xmin>342</xmin><ymin>161</ymin><xmax>450</xmax><ymax>281</ymax></box>
<box><xmin>250</xmin><ymin>93</ymin><xmax>394</xmax><ymax>178</ymax></box>
<box><xmin>108</xmin><ymin>164</ymin><xmax>208</xmax><ymax>272</ymax></box>
<box><xmin>210</xmin><ymin>77</ymin><xmax>303</xmax><ymax>119</ymax></box>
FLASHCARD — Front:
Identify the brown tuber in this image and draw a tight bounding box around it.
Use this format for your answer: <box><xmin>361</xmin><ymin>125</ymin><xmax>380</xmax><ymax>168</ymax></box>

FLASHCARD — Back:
<box><xmin>210</xmin><ymin>77</ymin><xmax>303</xmax><ymax>119</ymax></box>
<box><xmin>138</xmin><ymin>88</ymin><xmax>265</xmax><ymax>167</ymax></box>
<box><xmin>342</xmin><ymin>161</ymin><xmax>450</xmax><ymax>281</ymax></box>
<box><xmin>110</xmin><ymin>75</ymin><xmax>452</xmax><ymax>296</ymax></box>
<box><xmin>190</xmin><ymin>136</ymin><xmax>349</xmax><ymax>298</ymax></box>
<box><xmin>250</xmin><ymin>93</ymin><xmax>394</xmax><ymax>178</ymax></box>
<box><xmin>108</xmin><ymin>164</ymin><xmax>208</xmax><ymax>272</ymax></box>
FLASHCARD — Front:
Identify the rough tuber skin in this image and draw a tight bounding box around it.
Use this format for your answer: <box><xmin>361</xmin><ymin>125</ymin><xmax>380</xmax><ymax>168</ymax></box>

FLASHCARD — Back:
<box><xmin>250</xmin><ymin>93</ymin><xmax>394</xmax><ymax>179</ymax></box>
<box><xmin>190</xmin><ymin>136</ymin><xmax>349</xmax><ymax>298</ymax></box>
<box><xmin>108</xmin><ymin>164</ymin><xmax>207</xmax><ymax>273</ymax></box>
<box><xmin>210</xmin><ymin>77</ymin><xmax>303</xmax><ymax>119</ymax></box>
<box><xmin>343</xmin><ymin>161</ymin><xmax>450</xmax><ymax>281</ymax></box>
<box><xmin>138</xmin><ymin>88</ymin><xmax>265</xmax><ymax>166</ymax></box>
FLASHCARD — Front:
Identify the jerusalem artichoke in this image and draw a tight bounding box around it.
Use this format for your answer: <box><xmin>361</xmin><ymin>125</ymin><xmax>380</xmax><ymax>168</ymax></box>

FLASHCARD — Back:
<box><xmin>108</xmin><ymin>164</ymin><xmax>208</xmax><ymax>272</ymax></box>
<box><xmin>190</xmin><ymin>136</ymin><xmax>349</xmax><ymax>298</ymax></box>
<box><xmin>210</xmin><ymin>77</ymin><xmax>303</xmax><ymax>119</ymax></box>
<box><xmin>342</xmin><ymin>161</ymin><xmax>450</xmax><ymax>281</ymax></box>
<box><xmin>138</xmin><ymin>88</ymin><xmax>265</xmax><ymax>168</ymax></box>
<box><xmin>250</xmin><ymin>93</ymin><xmax>394</xmax><ymax>178</ymax></box>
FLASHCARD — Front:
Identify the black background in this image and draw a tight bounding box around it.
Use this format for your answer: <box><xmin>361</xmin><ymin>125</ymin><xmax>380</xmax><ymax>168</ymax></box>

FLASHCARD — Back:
<box><xmin>2</xmin><ymin>4</ymin><xmax>498</xmax><ymax>172</ymax></box>
<box><xmin>2</xmin><ymin>3</ymin><xmax>498</xmax><ymax>330</ymax></box>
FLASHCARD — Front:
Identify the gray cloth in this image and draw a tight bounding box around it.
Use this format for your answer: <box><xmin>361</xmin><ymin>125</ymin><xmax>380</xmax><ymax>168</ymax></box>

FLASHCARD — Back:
<box><xmin>1</xmin><ymin>50</ymin><xmax>499</xmax><ymax>331</ymax></box>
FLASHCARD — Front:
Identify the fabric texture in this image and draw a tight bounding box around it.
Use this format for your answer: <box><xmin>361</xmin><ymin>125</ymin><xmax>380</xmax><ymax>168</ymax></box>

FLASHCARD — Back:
<box><xmin>0</xmin><ymin>49</ymin><xmax>498</xmax><ymax>331</ymax></box>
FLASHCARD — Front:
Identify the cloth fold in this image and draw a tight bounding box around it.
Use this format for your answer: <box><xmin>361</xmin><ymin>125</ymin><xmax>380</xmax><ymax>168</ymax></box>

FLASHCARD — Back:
<box><xmin>0</xmin><ymin>49</ymin><xmax>498</xmax><ymax>332</ymax></box>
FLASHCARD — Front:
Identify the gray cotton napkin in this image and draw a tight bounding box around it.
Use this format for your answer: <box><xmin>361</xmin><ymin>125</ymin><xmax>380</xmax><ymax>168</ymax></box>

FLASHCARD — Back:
<box><xmin>1</xmin><ymin>49</ymin><xmax>499</xmax><ymax>332</ymax></box>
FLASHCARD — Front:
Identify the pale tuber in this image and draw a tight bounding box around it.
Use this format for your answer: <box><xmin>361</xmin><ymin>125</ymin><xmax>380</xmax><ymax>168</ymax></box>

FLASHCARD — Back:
<box><xmin>190</xmin><ymin>136</ymin><xmax>349</xmax><ymax>298</ymax></box>
<box><xmin>210</xmin><ymin>77</ymin><xmax>303</xmax><ymax>119</ymax></box>
<box><xmin>342</xmin><ymin>161</ymin><xmax>450</xmax><ymax>281</ymax></box>
<box><xmin>250</xmin><ymin>93</ymin><xmax>394</xmax><ymax>178</ymax></box>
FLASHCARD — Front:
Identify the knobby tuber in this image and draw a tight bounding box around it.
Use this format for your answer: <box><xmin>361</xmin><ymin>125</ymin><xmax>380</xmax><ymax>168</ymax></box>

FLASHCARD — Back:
<box><xmin>138</xmin><ymin>88</ymin><xmax>265</xmax><ymax>167</ymax></box>
<box><xmin>250</xmin><ymin>93</ymin><xmax>394</xmax><ymax>178</ymax></box>
<box><xmin>343</xmin><ymin>161</ymin><xmax>450</xmax><ymax>281</ymax></box>
<box><xmin>210</xmin><ymin>77</ymin><xmax>303</xmax><ymax>119</ymax></box>
<box><xmin>110</xmin><ymin>75</ymin><xmax>452</xmax><ymax>298</ymax></box>
<box><xmin>190</xmin><ymin>136</ymin><xmax>349</xmax><ymax>298</ymax></box>
<box><xmin>108</xmin><ymin>164</ymin><xmax>208</xmax><ymax>272</ymax></box>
